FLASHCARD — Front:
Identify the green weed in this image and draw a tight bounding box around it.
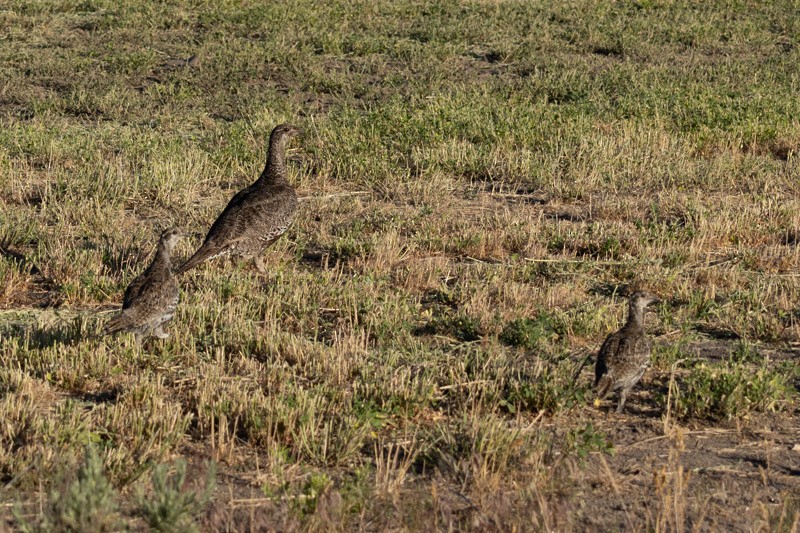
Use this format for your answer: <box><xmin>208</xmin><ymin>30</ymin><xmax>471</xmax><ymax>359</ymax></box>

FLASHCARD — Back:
<box><xmin>670</xmin><ymin>361</ymin><xmax>792</xmax><ymax>420</ymax></box>
<box><xmin>565</xmin><ymin>423</ymin><xmax>614</xmax><ymax>461</ymax></box>
<box><xmin>15</xmin><ymin>447</ymin><xmax>121</xmax><ymax>533</ymax></box>
<box><xmin>499</xmin><ymin>313</ymin><xmax>562</xmax><ymax>350</ymax></box>
<box><xmin>502</xmin><ymin>362</ymin><xmax>589</xmax><ymax>414</ymax></box>
<box><xmin>136</xmin><ymin>459</ymin><xmax>217</xmax><ymax>533</ymax></box>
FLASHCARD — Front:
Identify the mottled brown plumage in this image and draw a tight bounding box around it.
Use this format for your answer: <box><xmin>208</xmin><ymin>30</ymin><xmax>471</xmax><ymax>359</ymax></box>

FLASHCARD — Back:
<box><xmin>176</xmin><ymin>123</ymin><xmax>302</xmax><ymax>275</ymax></box>
<box><xmin>594</xmin><ymin>291</ymin><xmax>660</xmax><ymax>413</ymax></box>
<box><xmin>104</xmin><ymin>228</ymin><xmax>184</xmax><ymax>345</ymax></box>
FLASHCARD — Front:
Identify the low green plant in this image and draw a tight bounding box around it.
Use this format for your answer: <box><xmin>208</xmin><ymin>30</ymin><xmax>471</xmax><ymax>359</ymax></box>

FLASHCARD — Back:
<box><xmin>136</xmin><ymin>459</ymin><xmax>217</xmax><ymax>533</ymax></box>
<box><xmin>651</xmin><ymin>342</ymin><xmax>693</xmax><ymax>371</ymax></box>
<box><xmin>499</xmin><ymin>313</ymin><xmax>561</xmax><ymax>350</ymax></box>
<box><xmin>502</xmin><ymin>364</ymin><xmax>589</xmax><ymax>414</ymax></box>
<box><xmin>728</xmin><ymin>340</ymin><xmax>763</xmax><ymax>364</ymax></box>
<box><xmin>15</xmin><ymin>447</ymin><xmax>121</xmax><ymax>533</ymax></box>
<box><xmin>670</xmin><ymin>361</ymin><xmax>792</xmax><ymax>420</ymax></box>
<box><xmin>418</xmin><ymin>312</ymin><xmax>482</xmax><ymax>342</ymax></box>
<box><xmin>565</xmin><ymin>423</ymin><xmax>614</xmax><ymax>461</ymax></box>
<box><xmin>291</xmin><ymin>472</ymin><xmax>332</xmax><ymax>518</ymax></box>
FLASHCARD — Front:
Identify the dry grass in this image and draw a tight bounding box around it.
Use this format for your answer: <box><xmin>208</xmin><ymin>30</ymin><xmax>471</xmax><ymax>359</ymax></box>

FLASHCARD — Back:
<box><xmin>1</xmin><ymin>0</ymin><xmax>799</xmax><ymax>530</ymax></box>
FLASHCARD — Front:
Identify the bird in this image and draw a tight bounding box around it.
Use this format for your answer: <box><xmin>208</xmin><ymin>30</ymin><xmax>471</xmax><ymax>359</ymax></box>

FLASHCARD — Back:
<box><xmin>104</xmin><ymin>228</ymin><xmax>184</xmax><ymax>345</ymax></box>
<box><xmin>176</xmin><ymin>123</ymin><xmax>302</xmax><ymax>275</ymax></box>
<box><xmin>594</xmin><ymin>290</ymin><xmax>660</xmax><ymax>413</ymax></box>
<box><xmin>162</xmin><ymin>53</ymin><xmax>199</xmax><ymax>70</ymax></box>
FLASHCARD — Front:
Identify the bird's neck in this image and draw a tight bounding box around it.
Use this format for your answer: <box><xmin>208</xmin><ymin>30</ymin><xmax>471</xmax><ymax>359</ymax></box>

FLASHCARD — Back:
<box><xmin>259</xmin><ymin>137</ymin><xmax>288</xmax><ymax>185</ymax></box>
<box><xmin>152</xmin><ymin>242</ymin><xmax>173</xmax><ymax>271</ymax></box>
<box><xmin>625</xmin><ymin>303</ymin><xmax>644</xmax><ymax>329</ymax></box>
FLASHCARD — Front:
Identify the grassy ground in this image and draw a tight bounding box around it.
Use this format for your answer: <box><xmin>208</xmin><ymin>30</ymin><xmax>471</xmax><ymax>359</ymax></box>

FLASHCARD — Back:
<box><xmin>1</xmin><ymin>0</ymin><xmax>799</xmax><ymax>530</ymax></box>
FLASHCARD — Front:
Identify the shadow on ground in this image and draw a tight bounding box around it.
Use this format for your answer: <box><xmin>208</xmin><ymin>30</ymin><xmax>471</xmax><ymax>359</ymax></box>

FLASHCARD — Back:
<box><xmin>0</xmin><ymin>309</ymin><xmax>99</xmax><ymax>349</ymax></box>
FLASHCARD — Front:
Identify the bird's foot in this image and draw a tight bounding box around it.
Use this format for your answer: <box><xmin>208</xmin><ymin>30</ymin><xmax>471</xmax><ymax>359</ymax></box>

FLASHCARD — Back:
<box><xmin>253</xmin><ymin>256</ymin><xmax>267</xmax><ymax>274</ymax></box>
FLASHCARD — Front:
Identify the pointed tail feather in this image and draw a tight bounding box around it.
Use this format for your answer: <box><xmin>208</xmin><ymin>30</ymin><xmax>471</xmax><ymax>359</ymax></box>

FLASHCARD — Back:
<box><xmin>595</xmin><ymin>374</ymin><xmax>614</xmax><ymax>399</ymax></box>
<box><xmin>175</xmin><ymin>246</ymin><xmax>219</xmax><ymax>275</ymax></box>
<box><xmin>175</xmin><ymin>254</ymin><xmax>204</xmax><ymax>275</ymax></box>
<box><xmin>103</xmin><ymin>314</ymin><xmax>130</xmax><ymax>336</ymax></box>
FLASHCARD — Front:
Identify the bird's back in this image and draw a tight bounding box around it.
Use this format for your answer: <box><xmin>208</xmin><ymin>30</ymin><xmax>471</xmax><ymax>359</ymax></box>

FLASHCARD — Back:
<box><xmin>216</xmin><ymin>182</ymin><xmax>297</xmax><ymax>245</ymax></box>
<box><xmin>177</xmin><ymin>182</ymin><xmax>297</xmax><ymax>274</ymax></box>
<box><xmin>595</xmin><ymin>324</ymin><xmax>650</xmax><ymax>393</ymax></box>
<box><xmin>105</xmin><ymin>251</ymin><xmax>178</xmax><ymax>335</ymax></box>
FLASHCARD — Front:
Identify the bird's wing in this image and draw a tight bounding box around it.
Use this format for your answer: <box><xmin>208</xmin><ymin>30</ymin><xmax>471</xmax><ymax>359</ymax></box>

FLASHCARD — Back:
<box><xmin>601</xmin><ymin>331</ymin><xmax>651</xmax><ymax>384</ymax></box>
<box><xmin>595</xmin><ymin>332</ymin><xmax>619</xmax><ymax>386</ymax></box>
<box><xmin>177</xmin><ymin>186</ymin><xmax>297</xmax><ymax>274</ymax></box>
<box><xmin>120</xmin><ymin>267</ymin><xmax>151</xmax><ymax>309</ymax></box>
<box><xmin>222</xmin><ymin>187</ymin><xmax>297</xmax><ymax>244</ymax></box>
<box><xmin>106</xmin><ymin>273</ymin><xmax>177</xmax><ymax>334</ymax></box>
<box><xmin>175</xmin><ymin>187</ymin><xmax>255</xmax><ymax>274</ymax></box>
<box><xmin>144</xmin><ymin>276</ymin><xmax>179</xmax><ymax>315</ymax></box>
<box><xmin>627</xmin><ymin>334</ymin><xmax>652</xmax><ymax>371</ymax></box>
<box><xmin>616</xmin><ymin>333</ymin><xmax>650</xmax><ymax>361</ymax></box>
<box><xmin>103</xmin><ymin>311</ymin><xmax>134</xmax><ymax>335</ymax></box>
<box><xmin>148</xmin><ymin>278</ymin><xmax>179</xmax><ymax>326</ymax></box>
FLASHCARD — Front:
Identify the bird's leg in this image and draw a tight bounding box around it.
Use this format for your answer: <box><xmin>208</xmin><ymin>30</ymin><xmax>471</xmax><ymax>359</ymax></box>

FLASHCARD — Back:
<box><xmin>253</xmin><ymin>255</ymin><xmax>267</xmax><ymax>274</ymax></box>
<box><xmin>153</xmin><ymin>325</ymin><xmax>169</xmax><ymax>339</ymax></box>
<box><xmin>616</xmin><ymin>390</ymin><xmax>628</xmax><ymax>413</ymax></box>
<box><xmin>133</xmin><ymin>332</ymin><xmax>144</xmax><ymax>347</ymax></box>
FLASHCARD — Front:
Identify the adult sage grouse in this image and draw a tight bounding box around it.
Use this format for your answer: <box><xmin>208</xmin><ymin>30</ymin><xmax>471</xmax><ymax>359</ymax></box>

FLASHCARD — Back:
<box><xmin>104</xmin><ymin>228</ymin><xmax>184</xmax><ymax>345</ymax></box>
<box><xmin>176</xmin><ymin>123</ymin><xmax>302</xmax><ymax>275</ymax></box>
<box><xmin>594</xmin><ymin>290</ymin><xmax>660</xmax><ymax>413</ymax></box>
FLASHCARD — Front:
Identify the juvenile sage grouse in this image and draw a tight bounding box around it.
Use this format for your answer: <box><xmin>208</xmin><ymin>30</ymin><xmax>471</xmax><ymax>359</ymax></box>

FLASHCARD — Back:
<box><xmin>104</xmin><ymin>228</ymin><xmax>184</xmax><ymax>345</ymax></box>
<box><xmin>594</xmin><ymin>290</ymin><xmax>660</xmax><ymax>413</ymax></box>
<box><xmin>176</xmin><ymin>123</ymin><xmax>302</xmax><ymax>275</ymax></box>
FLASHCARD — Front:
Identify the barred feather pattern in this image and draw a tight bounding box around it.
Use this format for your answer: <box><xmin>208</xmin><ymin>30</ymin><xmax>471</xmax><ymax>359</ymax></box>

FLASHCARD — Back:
<box><xmin>104</xmin><ymin>229</ymin><xmax>182</xmax><ymax>344</ymax></box>
<box><xmin>594</xmin><ymin>291</ymin><xmax>659</xmax><ymax>412</ymax></box>
<box><xmin>176</xmin><ymin>124</ymin><xmax>301</xmax><ymax>275</ymax></box>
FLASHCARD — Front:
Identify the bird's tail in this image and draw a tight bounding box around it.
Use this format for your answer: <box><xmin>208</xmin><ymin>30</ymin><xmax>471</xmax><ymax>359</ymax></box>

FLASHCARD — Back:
<box><xmin>175</xmin><ymin>250</ymin><xmax>208</xmax><ymax>275</ymax></box>
<box><xmin>102</xmin><ymin>314</ymin><xmax>129</xmax><ymax>336</ymax></box>
<box><xmin>594</xmin><ymin>374</ymin><xmax>614</xmax><ymax>399</ymax></box>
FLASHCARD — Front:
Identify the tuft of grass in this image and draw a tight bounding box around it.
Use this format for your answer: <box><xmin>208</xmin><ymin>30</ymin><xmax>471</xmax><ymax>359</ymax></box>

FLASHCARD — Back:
<box><xmin>565</xmin><ymin>422</ymin><xmax>614</xmax><ymax>461</ymax></box>
<box><xmin>15</xmin><ymin>447</ymin><xmax>121</xmax><ymax>533</ymax></box>
<box><xmin>499</xmin><ymin>312</ymin><xmax>562</xmax><ymax>350</ymax></box>
<box><xmin>669</xmin><ymin>360</ymin><xmax>792</xmax><ymax>420</ymax></box>
<box><xmin>136</xmin><ymin>459</ymin><xmax>217</xmax><ymax>533</ymax></box>
<box><xmin>417</xmin><ymin>312</ymin><xmax>483</xmax><ymax>342</ymax></box>
<box><xmin>291</xmin><ymin>472</ymin><xmax>333</xmax><ymax>519</ymax></box>
<box><xmin>419</xmin><ymin>414</ymin><xmax>543</xmax><ymax>491</ymax></box>
<box><xmin>502</xmin><ymin>359</ymin><xmax>589</xmax><ymax>415</ymax></box>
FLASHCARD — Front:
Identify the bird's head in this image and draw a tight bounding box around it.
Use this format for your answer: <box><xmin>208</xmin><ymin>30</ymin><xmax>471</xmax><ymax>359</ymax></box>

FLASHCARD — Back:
<box><xmin>269</xmin><ymin>123</ymin><xmax>303</xmax><ymax>144</ymax></box>
<box><xmin>159</xmin><ymin>227</ymin><xmax>185</xmax><ymax>250</ymax></box>
<box><xmin>629</xmin><ymin>290</ymin><xmax>661</xmax><ymax>312</ymax></box>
